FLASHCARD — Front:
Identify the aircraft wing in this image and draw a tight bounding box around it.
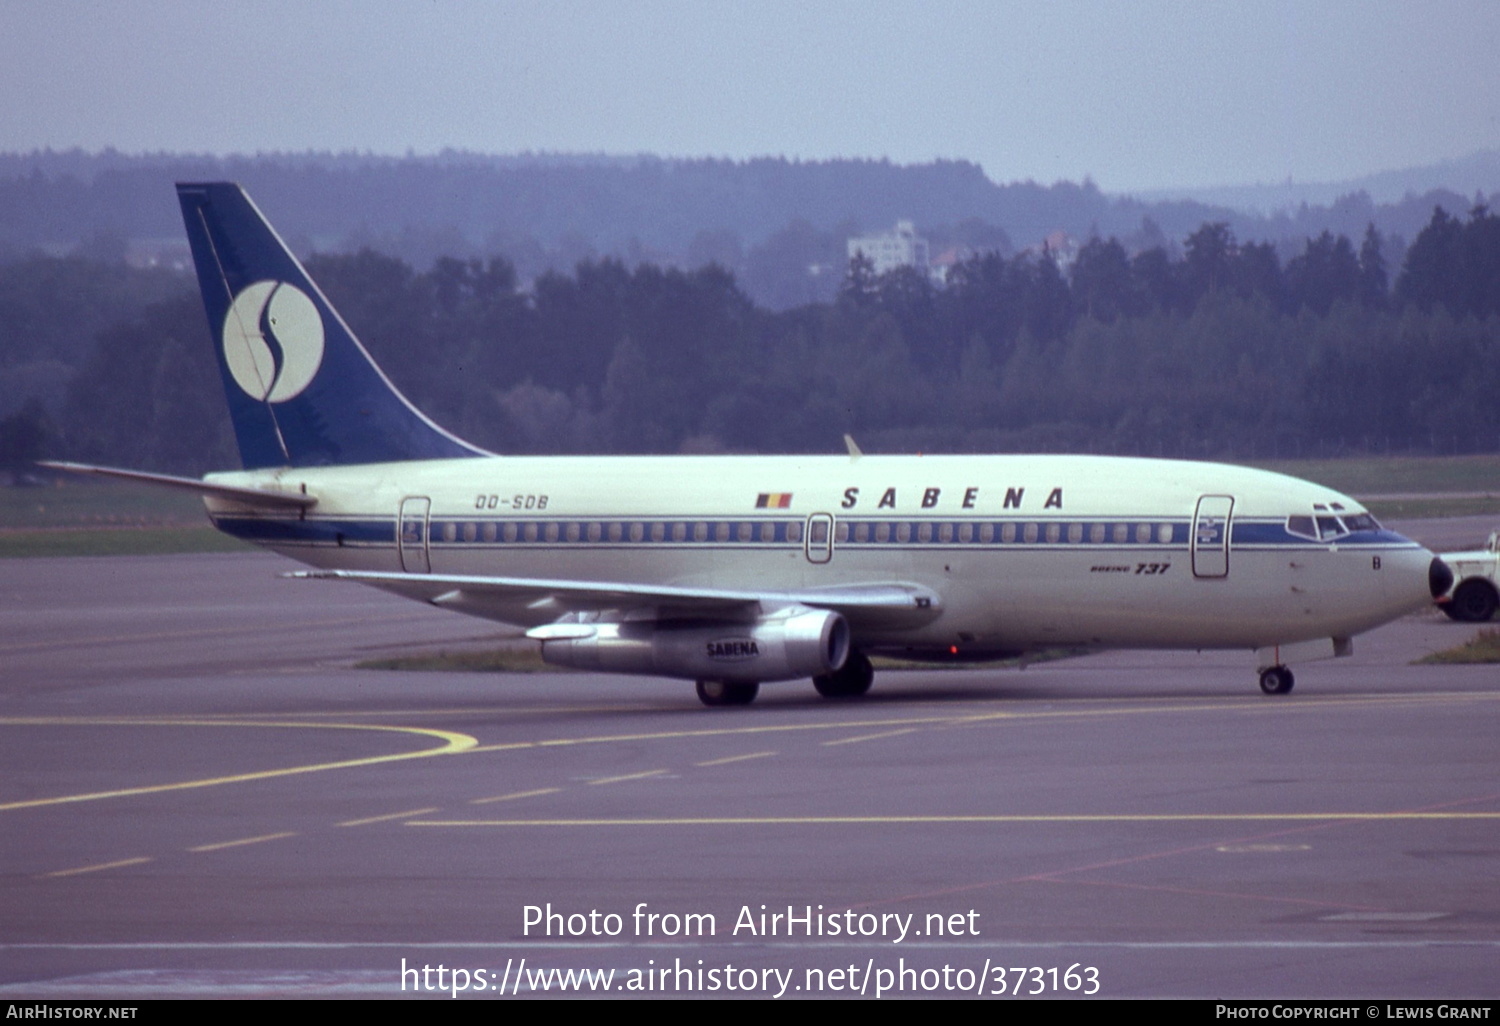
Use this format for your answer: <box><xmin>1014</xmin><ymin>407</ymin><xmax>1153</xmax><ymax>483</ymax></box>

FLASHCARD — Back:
<box><xmin>287</xmin><ymin>568</ymin><xmax>941</xmax><ymax>631</ymax></box>
<box><xmin>39</xmin><ymin>461</ymin><xmax>317</xmax><ymax>510</ymax></box>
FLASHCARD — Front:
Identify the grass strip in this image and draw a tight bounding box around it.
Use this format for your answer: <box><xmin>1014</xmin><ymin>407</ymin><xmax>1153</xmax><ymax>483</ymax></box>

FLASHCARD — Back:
<box><xmin>1416</xmin><ymin>629</ymin><xmax>1500</xmax><ymax>665</ymax></box>
<box><xmin>0</xmin><ymin>526</ymin><xmax>250</xmax><ymax>558</ymax></box>
<box><xmin>356</xmin><ymin>646</ymin><xmax>560</xmax><ymax>673</ymax></box>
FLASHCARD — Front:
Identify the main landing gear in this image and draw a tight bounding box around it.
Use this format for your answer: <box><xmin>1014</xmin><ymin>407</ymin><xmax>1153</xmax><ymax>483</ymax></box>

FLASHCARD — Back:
<box><xmin>813</xmin><ymin>651</ymin><xmax>874</xmax><ymax>699</ymax></box>
<box><xmin>1258</xmin><ymin>665</ymin><xmax>1295</xmax><ymax>695</ymax></box>
<box><xmin>695</xmin><ymin>679</ymin><xmax>759</xmax><ymax>707</ymax></box>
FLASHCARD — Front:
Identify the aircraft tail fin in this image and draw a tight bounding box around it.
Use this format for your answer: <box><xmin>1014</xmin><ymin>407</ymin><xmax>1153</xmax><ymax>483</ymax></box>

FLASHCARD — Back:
<box><xmin>176</xmin><ymin>182</ymin><xmax>488</xmax><ymax>469</ymax></box>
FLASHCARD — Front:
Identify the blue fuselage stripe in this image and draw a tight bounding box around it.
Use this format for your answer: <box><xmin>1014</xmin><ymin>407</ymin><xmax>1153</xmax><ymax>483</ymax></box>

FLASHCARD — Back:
<box><xmin>209</xmin><ymin>514</ymin><xmax>1422</xmax><ymax>552</ymax></box>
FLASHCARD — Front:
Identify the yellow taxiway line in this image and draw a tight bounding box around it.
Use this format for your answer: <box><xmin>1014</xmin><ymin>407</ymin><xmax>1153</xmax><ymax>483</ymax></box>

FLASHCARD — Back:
<box><xmin>0</xmin><ymin>718</ymin><xmax>477</xmax><ymax>813</ymax></box>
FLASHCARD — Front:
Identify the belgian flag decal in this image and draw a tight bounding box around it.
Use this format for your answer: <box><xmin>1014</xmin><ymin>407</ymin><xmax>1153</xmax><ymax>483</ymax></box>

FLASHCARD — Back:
<box><xmin>755</xmin><ymin>492</ymin><xmax>793</xmax><ymax>509</ymax></box>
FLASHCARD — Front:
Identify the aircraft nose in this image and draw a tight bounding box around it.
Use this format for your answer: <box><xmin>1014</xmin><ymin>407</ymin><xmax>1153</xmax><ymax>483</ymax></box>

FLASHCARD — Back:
<box><xmin>1373</xmin><ymin>536</ymin><xmax>1442</xmax><ymax>620</ymax></box>
<box><xmin>1429</xmin><ymin>556</ymin><xmax>1454</xmax><ymax>599</ymax></box>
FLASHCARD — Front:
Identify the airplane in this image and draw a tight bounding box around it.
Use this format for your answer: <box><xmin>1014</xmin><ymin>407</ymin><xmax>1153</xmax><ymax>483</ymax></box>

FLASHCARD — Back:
<box><xmin>45</xmin><ymin>182</ymin><xmax>1453</xmax><ymax>706</ymax></box>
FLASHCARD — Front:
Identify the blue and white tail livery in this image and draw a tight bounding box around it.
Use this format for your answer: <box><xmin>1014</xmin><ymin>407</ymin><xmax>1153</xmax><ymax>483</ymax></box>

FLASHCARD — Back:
<box><xmin>176</xmin><ymin>182</ymin><xmax>486</xmax><ymax>468</ymax></box>
<box><xmin>45</xmin><ymin>184</ymin><xmax>1452</xmax><ymax>706</ymax></box>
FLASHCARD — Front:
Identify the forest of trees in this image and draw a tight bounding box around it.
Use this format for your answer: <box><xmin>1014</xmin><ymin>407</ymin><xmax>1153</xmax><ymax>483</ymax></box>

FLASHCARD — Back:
<box><xmin>4</xmin><ymin>204</ymin><xmax>1500</xmax><ymax>476</ymax></box>
<box><xmin>1</xmin><ymin>150</ymin><xmax>1493</xmax><ymax>309</ymax></box>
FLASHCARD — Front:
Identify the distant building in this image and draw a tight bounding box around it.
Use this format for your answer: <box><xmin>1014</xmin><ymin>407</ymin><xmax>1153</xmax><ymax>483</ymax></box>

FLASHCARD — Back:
<box><xmin>929</xmin><ymin>245</ymin><xmax>972</xmax><ymax>285</ymax></box>
<box><xmin>1026</xmin><ymin>230</ymin><xmax>1080</xmax><ymax>273</ymax></box>
<box><xmin>848</xmin><ymin>220</ymin><xmax>931</xmax><ymax>277</ymax></box>
<box><xmin>126</xmin><ymin>238</ymin><xmax>192</xmax><ymax>272</ymax></box>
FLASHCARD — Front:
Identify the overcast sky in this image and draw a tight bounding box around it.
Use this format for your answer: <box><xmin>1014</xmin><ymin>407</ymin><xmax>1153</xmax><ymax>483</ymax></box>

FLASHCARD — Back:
<box><xmin>2</xmin><ymin>1</ymin><xmax>1497</xmax><ymax>192</ymax></box>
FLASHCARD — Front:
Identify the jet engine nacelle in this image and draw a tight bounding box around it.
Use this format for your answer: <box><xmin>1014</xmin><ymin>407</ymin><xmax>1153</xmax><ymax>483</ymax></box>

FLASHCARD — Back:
<box><xmin>538</xmin><ymin>607</ymin><xmax>851</xmax><ymax>683</ymax></box>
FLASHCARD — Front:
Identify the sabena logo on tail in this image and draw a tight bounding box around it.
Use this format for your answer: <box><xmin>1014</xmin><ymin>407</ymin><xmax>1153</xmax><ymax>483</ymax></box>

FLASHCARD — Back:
<box><xmin>222</xmin><ymin>280</ymin><xmax>326</xmax><ymax>402</ymax></box>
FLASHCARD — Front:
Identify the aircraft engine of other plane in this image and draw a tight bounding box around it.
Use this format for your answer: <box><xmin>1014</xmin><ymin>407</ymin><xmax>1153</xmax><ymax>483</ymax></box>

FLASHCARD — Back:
<box><xmin>534</xmin><ymin>607</ymin><xmax>851</xmax><ymax>698</ymax></box>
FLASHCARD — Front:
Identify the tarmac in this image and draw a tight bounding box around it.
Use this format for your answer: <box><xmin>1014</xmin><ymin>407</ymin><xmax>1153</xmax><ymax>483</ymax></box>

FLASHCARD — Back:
<box><xmin>0</xmin><ymin>516</ymin><xmax>1496</xmax><ymax>999</ymax></box>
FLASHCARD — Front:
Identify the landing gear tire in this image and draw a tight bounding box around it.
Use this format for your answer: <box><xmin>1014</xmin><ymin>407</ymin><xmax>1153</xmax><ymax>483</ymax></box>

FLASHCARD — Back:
<box><xmin>813</xmin><ymin>651</ymin><xmax>874</xmax><ymax>699</ymax></box>
<box><xmin>1259</xmin><ymin>665</ymin><xmax>1295</xmax><ymax>695</ymax></box>
<box><xmin>1444</xmin><ymin>580</ymin><xmax>1499</xmax><ymax>623</ymax></box>
<box><xmin>696</xmin><ymin>679</ymin><xmax>759</xmax><ymax>707</ymax></box>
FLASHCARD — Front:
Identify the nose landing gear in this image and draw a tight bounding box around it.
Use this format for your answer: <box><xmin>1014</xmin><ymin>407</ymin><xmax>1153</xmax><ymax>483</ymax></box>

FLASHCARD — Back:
<box><xmin>1258</xmin><ymin>665</ymin><xmax>1295</xmax><ymax>695</ymax></box>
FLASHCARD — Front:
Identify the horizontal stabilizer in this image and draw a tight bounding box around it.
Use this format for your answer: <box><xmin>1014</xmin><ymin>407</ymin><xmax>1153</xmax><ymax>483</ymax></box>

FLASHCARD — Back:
<box><xmin>39</xmin><ymin>461</ymin><xmax>317</xmax><ymax>510</ymax></box>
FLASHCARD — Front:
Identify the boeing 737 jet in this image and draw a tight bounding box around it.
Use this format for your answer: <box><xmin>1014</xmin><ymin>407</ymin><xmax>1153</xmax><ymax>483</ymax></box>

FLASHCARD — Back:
<box><xmin>46</xmin><ymin>183</ymin><xmax>1452</xmax><ymax>705</ymax></box>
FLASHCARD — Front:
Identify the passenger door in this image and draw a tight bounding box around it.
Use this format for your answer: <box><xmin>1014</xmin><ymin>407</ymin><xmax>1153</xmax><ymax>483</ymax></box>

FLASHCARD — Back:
<box><xmin>1192</xmin><ymin>495</ymin><xmax>1233</xmax><ymax>578</ymax></box>
<box><xmin>805</xmin><ymin>512</ymin><xmax>834</xmax><ymax>564</ymax></box>
<box><xmin>398</xmin><ymin>496</ymin><xmax>431</xmax><ymax>573</ymax></box>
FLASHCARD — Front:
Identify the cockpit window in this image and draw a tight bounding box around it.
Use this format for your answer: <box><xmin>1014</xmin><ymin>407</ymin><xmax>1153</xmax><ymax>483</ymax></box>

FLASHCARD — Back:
<box><xmin>1287</xmin><ymin>515</ymin><xmax>1317</xmax><ymax>539</ymax></box>
<box><xmin>1289</xmin><ymin>511</ymin><xmax>1380</xmax><ymax>541</ymax></box>
<box><xmin>1316</xmin><ymin>516</ymin><xmax>1345</xmax><ymax>540</ymax></box>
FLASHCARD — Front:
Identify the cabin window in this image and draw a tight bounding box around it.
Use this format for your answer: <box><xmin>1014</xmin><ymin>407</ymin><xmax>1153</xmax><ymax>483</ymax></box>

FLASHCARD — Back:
<box><xmin>1068</xmin><ymin>523</ymin><xmax>1083</xmax><ymax>543</ymax></box>
<box><xmin>504</xmin><ymin>522</ymin><xmax>518</xmax><ymax>542</ymax></box>
<box><xmin>693</xmin><ymin>522</ymin><xmax>708</xmax><ymax>542</ymax></box>
<box><xmin>786</xmin><ymin>520</ymin><xmax>802</xmax><ymax>543</ymax></box>
<box><xmin>462</xmin><ymin>522</ymin><xmax>477</xmax><ymax>542</ymax></box>
<box><xmin>896</xmin><ymin>522</ymin><xmax>912</xmax><ymax>543</ymax></box>
<box><xmin>483</xmin><ymin>522</ymin><xmax>497</xmax><ymax>542</ymax></box>
<box><xmin>651</xmin><ymin>522</ymin><xmax>665</xmax><ymax>542</ymax></box>
<box><xmin>997</xmin><ymin>522</ymin><xmax>1012</xmax><ymax>543</ymax></box>
<box><xmin>585</xmin><ymin>522</ymin><xmax>601</xmax><ymax>542</ymax></box>
<box><xmin>1089</xmin><ymin>523</ymin><xmax>1105</xmax><ymax>544</ymax></box>
<box><xmin>917</xmin><ymin>522</ymin><xmax>932</xmax><ymax>543</ymax></box>
<box><xmin>1157</xmin><ymin>524</ymin><xmax>1173</xmax><ymax>544</ymax></box>
<box><xmin>835</xmin><ymin>522</ymin><xmax>850</xmax><ymax>543</ymax></box>
<box><xmin>604</xmin><ymin>522</ymin><xmax>620</xmax><ymax>542</ymax></box>
<box><xmin>1135</xmin><ymin>523</ymin><xmax>1151</xmax><ymax>544</ymax></box>
<box><xmin>523</xmin><ymin>522</ymin><xmax>538</xmax><ymax>542</ymax></box>
<box><xmin>875</xmin><ymin>522</ymin><xmax>891</xmax><ymax>543</ymax></box>
<box><xmin>1112</xmin><ymin>523</ymin><xmax>1127</xmax><ymax>543</ymax></box>
<box><xmin>959</xmin><ymin>522</ymin><xmax>973</xmax><ymax>543</ymax></box>
<box><xmin>1024</xmin><ymin>523</ymin><xmax>1039</xmax><ymax>544</ymax></box>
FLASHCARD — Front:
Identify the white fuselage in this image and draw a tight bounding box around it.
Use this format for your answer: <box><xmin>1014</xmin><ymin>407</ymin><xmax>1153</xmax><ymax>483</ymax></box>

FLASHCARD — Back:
<box><xmin>203</xmin><ymin>453</ymin><xmax>1434</xmax><ymax>656</ymax></box>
